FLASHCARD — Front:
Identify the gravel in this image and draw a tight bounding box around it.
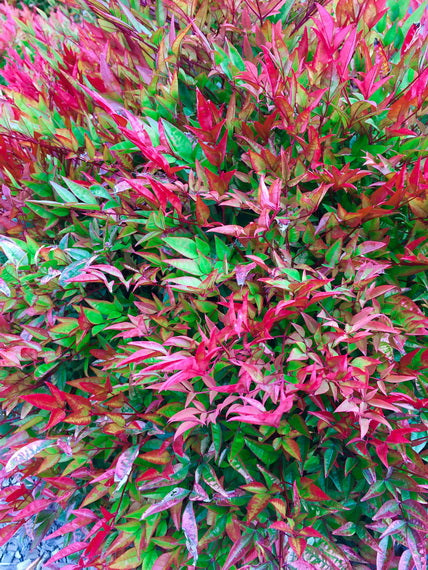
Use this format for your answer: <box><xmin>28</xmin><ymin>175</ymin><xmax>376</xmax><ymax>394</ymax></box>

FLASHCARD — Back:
<box><xmin>0</xmin><ymin>476</ymin><xmax>68</xmax><ymax>570</ymax></box>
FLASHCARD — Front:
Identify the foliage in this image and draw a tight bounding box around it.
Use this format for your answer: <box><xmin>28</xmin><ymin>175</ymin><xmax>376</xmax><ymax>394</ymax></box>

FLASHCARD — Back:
<box><xmin>0</xmin><ymin>0</ymin><xmax>427</xmax><ymax>568</ymax></box>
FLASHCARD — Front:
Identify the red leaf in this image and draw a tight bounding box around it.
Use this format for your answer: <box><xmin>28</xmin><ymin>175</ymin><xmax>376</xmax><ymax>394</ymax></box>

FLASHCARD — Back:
<box><xmin>373</xmin><ymin>499</ymin><xmax>401</xmax><ymax>520</ymax></box>
<box><xmin>315</xmin><ymin>3</ymin><xmax>335</xmax><ymax>45</ymax></box>
<box><xmin>46</xmin><ymin>512</ymin><xmax>96</xmax><ymax>539</ymax></box>
<box><xmin>292</xmin><ymin>561</ymin><xmax>317</xmax><ymax>570</ymax></box>
<box><xmin>222</xmin><ymin>533</ymin><xmax>252</xmax><ymax>570</ymax></box>
<box><xmin>196</xmin><ymin>196</ymin><xmax>210</xmax><ymax>225</ymax></box>
<box><xmin>80</xmin><ymin>485</ymin><xmax>110</xmax><ymax>507</ymax></box>
<box><xmin>64</xmin><ymin>392</ymin><xmax>91</xmax><ymax>412</ymax></box>
<box><xmin>16</xmin><ymin>499</ymin><xmax>53</xmax><ymax>519</ymax></box>
<box><xmin>300</xmin><ymin>526</ymin><xmax>324</xmax><ymax>538</ymax></box>
<box><xmin>270</xmin><ymin>521</ymin><xmax>292</xmax><ymax>533</ymax></box>
<box><xmin>45</xmin><ymin>542</ymin><xmax>88</xmax><ymax>565</ymax></box>
<box><xmin>153</xmin><ymin>553</ymin><xmax>174</xmax><ymax>570</ymax></box>
<box><xmin>43</xmin><ymin>477</ymin><xmax>77</xmax><ymax>491</ymax></box>
<box><xmin>85</xmin><ymin>529</ymin><xmax>110</xmax><ymax>558</ymax></box>
<box><xmin>196</xmin><ymin>89</ymin><xmax>213</xmax><ymax>131</ymax></box>
<box><xmin>46</xmin><ymin>409</ymin><xmax>67</xmax><ymax>430</ymax></box>
<box><xmin>0</xmin><ymin>523</ymin><xmax>23</xmax><ymax>547</ymax></box>
<box><xmin>21</xmin><ymin>393</ymin><xmax>61</xmax><ymax>411</ymax></box>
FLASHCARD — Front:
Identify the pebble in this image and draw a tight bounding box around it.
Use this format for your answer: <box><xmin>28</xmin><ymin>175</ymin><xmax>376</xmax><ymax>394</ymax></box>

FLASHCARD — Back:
<box><xmin>0</xmin><ymin>477</ymin><xmax>69</xmax><ymax>569</ymax></box>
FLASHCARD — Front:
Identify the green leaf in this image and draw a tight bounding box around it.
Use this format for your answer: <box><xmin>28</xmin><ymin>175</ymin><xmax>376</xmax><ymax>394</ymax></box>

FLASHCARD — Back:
<box><xmin>361</xmin><ymin>480</ymin><xmax>385</xmax><ymax>501</ymax></box>
<box><xmin>195</xmin><ymin>237</ymin><xmax>211</xmax><ymax>256</ymax></box>
<box><xmin>197</xmin><ymin>256</ymin><xmax>213</xmax><ymax>274</ymax></box>
<box><xmin>141</xmin><ymin>488</ymin><xmax>190</xmax><ymax>519</ymax></box>
<box><xmin>323</xmin><ymin>447</ymin><xmax>339</xmax><ymax>477</ymax></box>
<box><xmin>325</xmin><ymin>239</ymin><xmax>342</xmax><ymax>266</ymax></box>
<box><xmin>211</xmin><ymin>423</ymin><xmax>222</xmax><ymax>460</ymax></box>
<box><xmin>27</xmin><ymin>200</ymin><xmax>100</xmax><ymax>211</ymax></box>
<box><xmin>281</xmin><ymin>268</ymin><xmax>302</xmax><ymax>281</ymax></box>
<box><xmin>213</xmin><ymin>45</ymin><xmax>233</xmax><ymax>80</ymax></box>
<box><xmin>50</xmin><ymin>181</ymin><xmax>76</xmax><ymax>203</ymax></box>
<box><xmin>163</xmin><ymin>237</ymin><xmax>198</xmax><ymax>258</ymax></box>
<box><xmin>230</xmin><ymin>431</ymin><xmax>245</xmax><ymax>459</ymax></box>
<box><xmin>245</xmin><ymin>439</ymin><xmax>279</xmax><ymax>465</ymax></box>
<box><xmin>227</xmin><ymin>40</ymin><xmax>245</xmax><ymax>71</ymax></box>
<box><xmin>288</xmin><ymin>414</ymin><xmax>310</xmax><ymax>437</ymax></box>
<box><xmin>65</xmin><ymin>248</ymin><xmax>91</xmax><ymax>261</ymax></box>
<box><xmin>0</xmin><ymin>237</ymin><xmax>28</xmax><ymax>267</ymax></box>
<box><xmin>34</xmin><ymin>362</ymin><xmax>58</xmax><ymax>379</ymax></box>
<box><xmin>401</xmin><ymin>3</ymin><xmax>426</xmax><ymax>37</ymax></box>
<box><xmin>90</xmin><ymin>184</ymin><xmax>112</xmax><ymax>199</ymax></box>
<box><xmin>165</xmin><ymin>258</ymin><xmax>205</xmax><ymax>276</ymax></box>
<box><xmin>110</xmin><ymin>141</ymin><xmax>139</xmax><ymax>152</ymax></box>
<box><xmin>84</xmin><ymin>309</ymin><xmax>104</xmax><ymax>325</ymax></box>
<box><xmin>279</xmin><ymin>0</ymin><xmax>295</xmax><ymax>23</ymax></box>
<box><xmin>59</xmin><ymin>261</ymin><xmax>86</xmax><ymax>286</ymax></box>
<box><xmin>162</xmin><ymin>120</ymin><xmax>193</xmax><ymax>163</ymax></box>
<box><xmin>155</xmin><ymin>0</ymin><xmax>165</xmax><ymax>25</ymax></box>
<box><xmin>228</xmin><ymin>455</ymin><xmax>252</xmax><ymax>482</ymax></box>
<box><xmin>344</xmin><ymin>457</ymin><xmax>358</xmax><ymax>476</ymax></box>
<box><xmin>202</xmin><ymin>465</ymin><xmax>228</xmax><ymax>497</ymax></box>
<box><xmin>110</xmin><ymin>547</ymin><xmax>141</xmax><ymax>569</ymax></box>
<box><xmin>62</xmin><ymin>178</ymin><xmax>98</xmax><ymax>204</ymax></box>
<box><xmin>215</xmin><ymin>236</ymin><xmax>230</xmax><ymax>260</ymax></box>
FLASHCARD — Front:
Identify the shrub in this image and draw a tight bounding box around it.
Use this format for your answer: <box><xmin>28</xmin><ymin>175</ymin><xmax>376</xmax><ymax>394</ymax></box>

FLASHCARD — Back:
<box><xmin>0</xmin><ymin>0</ymin><xmax>427</xmax><ymax>568</ymax></box>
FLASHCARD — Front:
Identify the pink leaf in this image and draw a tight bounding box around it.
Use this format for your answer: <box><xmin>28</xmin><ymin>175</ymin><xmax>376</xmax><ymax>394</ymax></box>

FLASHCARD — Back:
<box><xmin>182</xmin><ymin>501</ymin><xmax>198</xmax><ymax>563</ymax></box>
<box><xmin>114</xmin><ymin>445</ymin><xmax>140</xmax><ymax>491</ymax></box>
<box><xmin>405</xmin><ymin>527</ymin><xmax>426</xmax><ymax>570</ymax></box>
<box><xmin>380</xmin><ymin>519</ymin><xmax>406</xmax><ymax>539</ymax></box>
<box><xmin>206</xmin><ymin>225</ymin><xmax>245</xmax><ymax>236</ymax></box>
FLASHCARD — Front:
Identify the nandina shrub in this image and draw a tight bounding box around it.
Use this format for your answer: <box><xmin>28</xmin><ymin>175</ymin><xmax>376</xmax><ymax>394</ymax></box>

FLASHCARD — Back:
<box><xmin>0</xmin><ymin>0</ymin><xmax>427</xmax><ymax>568</ymax></box>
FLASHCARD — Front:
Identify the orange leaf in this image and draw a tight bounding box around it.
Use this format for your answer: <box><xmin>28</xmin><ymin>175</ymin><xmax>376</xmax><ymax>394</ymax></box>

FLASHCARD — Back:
<box><xmin>247</xmin><ymin>493</ymin><xmax>270</xmax><ymax>522</ymax></box>
<box><xmin>140</xmin><ymin>450</ymin><xmax>171</xmax><ymax>465</ymax></box>
<box><xmin>299</xmin><ymin>477</ymin><xmax>331</xmax><ymax>501</ymax></box>
<box><xmin>270</xmin><ymin>498</ymin><xmax>287</xmax><ymax>518</ymax></box>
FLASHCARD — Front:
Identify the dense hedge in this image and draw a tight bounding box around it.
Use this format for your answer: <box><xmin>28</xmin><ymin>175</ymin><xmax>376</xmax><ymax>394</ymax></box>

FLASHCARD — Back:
<box><xmin>0</xmin><ymin>0</ymin><xmax>427</xmax><ymax>568</ymax></box>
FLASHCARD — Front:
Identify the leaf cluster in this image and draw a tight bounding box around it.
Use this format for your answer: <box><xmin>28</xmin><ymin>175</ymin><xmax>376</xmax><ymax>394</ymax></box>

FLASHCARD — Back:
<box><xmin>0</xmin><ymin>0</ymin><xmax>427</xmax><ymax>568</ymax></box>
